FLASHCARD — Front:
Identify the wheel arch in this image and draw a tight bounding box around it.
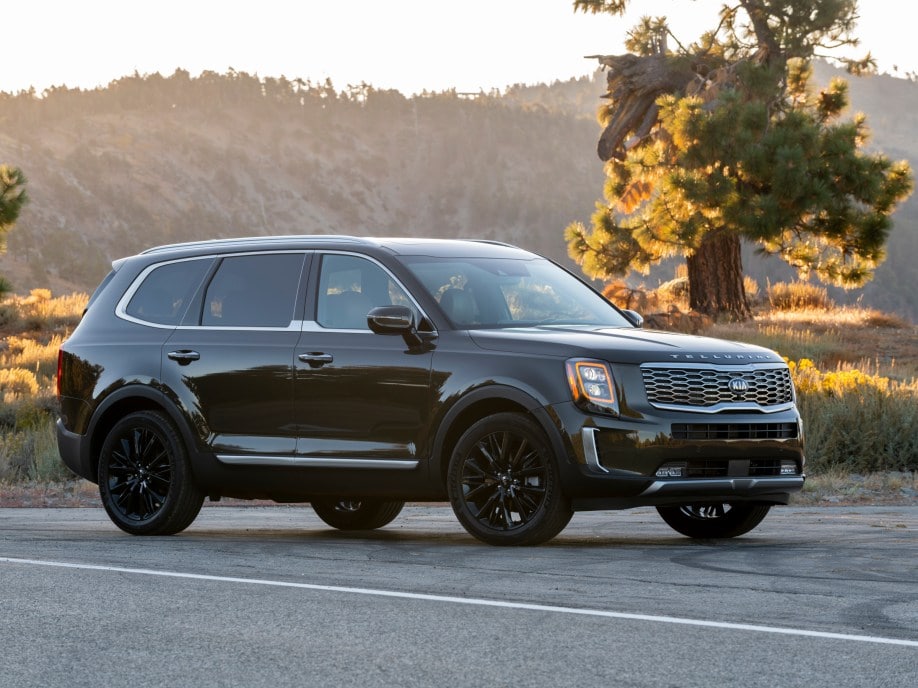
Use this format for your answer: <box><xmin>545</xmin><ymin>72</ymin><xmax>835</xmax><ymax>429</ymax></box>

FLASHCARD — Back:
<box><xmin>83</xmin><ymin>386</ymin><xmax>199</xmax><ymax>482</ymax></box>
<box><xmin>429</xmin><ymin>385</ymin><xmax>570</xmax><ymax>488</ymax></box>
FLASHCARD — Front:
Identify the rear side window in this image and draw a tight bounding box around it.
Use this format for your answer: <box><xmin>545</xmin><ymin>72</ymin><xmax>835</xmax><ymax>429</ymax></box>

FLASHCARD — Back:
<box><xmin>202</xmin><ymin>253</ymin><xmax>305</xmax><ymax>328</ymax></box>
<box><xmin>125</xmin><ymin>259</ymin><xmax>212</xmax><ymax>325</ymax></box>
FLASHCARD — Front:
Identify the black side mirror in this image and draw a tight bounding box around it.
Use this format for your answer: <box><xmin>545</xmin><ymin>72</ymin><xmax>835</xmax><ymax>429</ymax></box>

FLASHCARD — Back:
<box><xmin>622</xmin><ymin>309</ymin><xmax>644</xmax><ymax>328</ymax></box>
<box><xmin>367</xmin><ymin>305</ymin><xmax>414</xmax><ymax>333</ymax></box>
<box><xmin>367</xmin><ymin>305</ymin><xmax>424</xmax><ymax>347</ymax></box>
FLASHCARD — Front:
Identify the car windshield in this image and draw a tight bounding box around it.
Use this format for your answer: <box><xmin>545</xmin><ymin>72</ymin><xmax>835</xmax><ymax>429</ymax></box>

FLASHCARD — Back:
<box><xmin>400</xmin><ymin>256</ymin><xmax>633</xmax><ymax>329</ymax></box>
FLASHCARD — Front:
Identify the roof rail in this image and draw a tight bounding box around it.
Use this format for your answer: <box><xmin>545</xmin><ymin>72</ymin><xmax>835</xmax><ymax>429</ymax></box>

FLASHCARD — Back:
<box><xmin>140</xmin><ymin>235</ymin><xmax>371</xmax><ymax>255</ymax></box>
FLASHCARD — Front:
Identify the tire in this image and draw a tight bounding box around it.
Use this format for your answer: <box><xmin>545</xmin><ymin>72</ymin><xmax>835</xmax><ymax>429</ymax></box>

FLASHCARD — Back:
<box><xmin>311</xmin><ymin>499</ymin><xmax>405</xmax><ymax>530</ymax></box>
<box><xmin>98</xmin><ymin>410</ymin><xmax>204</xmax><ymax>535</ymax></box>
<box><xmin>447</xmin><ymin>412</ymin><xmax>572</xmax><ymax>546</ymax></box>
<box><xmin>656</xmin><ymin>503</ymin><xmax>771</xmax><ymax>539</ymax></box>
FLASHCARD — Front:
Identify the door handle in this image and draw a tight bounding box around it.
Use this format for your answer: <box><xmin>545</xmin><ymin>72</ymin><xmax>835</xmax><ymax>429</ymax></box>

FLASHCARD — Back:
<box><xmin>167</xmin><ymin>350</ymin><xmax>201</xmax><ymax>365</ymax></box>
<box><xmin>298</xmin><ymin>352</ymin><xmax>334</xmax><ymax>368</ymax></box>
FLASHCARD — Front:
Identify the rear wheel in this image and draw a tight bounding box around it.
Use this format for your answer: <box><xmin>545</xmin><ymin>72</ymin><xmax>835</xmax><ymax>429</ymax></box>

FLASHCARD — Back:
<box><xmin>656</xmin><ymin>503</ymin><xmax>771</xmax><ymax>539</ymax></box>
<box><xmin>447</xmin><ymin>412</ymin><xmax>572</xmax><ymax>546</ymax></box>
<box><xmin>311</xmin><ymin>499</ymin><xmax>404</xmax><ymax>530</ymax></box>
<box><xmin>98</xmin><ymin>410</ymin><xmax>204</xmax><ymax>535</ymax></box>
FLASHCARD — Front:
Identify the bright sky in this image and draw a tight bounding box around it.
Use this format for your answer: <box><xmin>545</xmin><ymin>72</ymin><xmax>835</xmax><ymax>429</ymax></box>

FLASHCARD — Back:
<box><xmin>3</xmin><ymin>1</ymin><xmax>914</xmax><ymax>96</ymax></box>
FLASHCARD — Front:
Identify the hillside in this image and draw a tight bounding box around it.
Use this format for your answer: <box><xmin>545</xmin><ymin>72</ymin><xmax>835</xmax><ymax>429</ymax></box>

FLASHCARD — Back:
<box><xmin>0</xmin><ymin>65</ymin><xmax>916</xmax><ymax>320</ymax></box>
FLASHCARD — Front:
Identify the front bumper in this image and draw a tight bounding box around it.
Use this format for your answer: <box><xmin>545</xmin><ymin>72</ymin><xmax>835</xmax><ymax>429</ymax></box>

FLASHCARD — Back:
<box><xmin>549</xmin><ymin>401</ymin><xmax>805</xmax><ymax>508</ymax></box>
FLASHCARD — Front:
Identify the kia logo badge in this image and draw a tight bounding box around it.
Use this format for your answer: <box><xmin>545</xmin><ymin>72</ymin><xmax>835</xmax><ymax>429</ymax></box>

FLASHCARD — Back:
<box><xmin>728</xmin><ymin>377</ymin><xmax>749</xmax><ymax>394</ymax></box>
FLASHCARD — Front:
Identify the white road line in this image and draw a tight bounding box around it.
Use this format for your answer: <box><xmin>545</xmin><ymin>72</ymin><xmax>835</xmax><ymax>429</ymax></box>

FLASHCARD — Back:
<box><xmin>3</xmin><ymin>556</ymin><xmax>917</xmax><ymax>648</ymax></box>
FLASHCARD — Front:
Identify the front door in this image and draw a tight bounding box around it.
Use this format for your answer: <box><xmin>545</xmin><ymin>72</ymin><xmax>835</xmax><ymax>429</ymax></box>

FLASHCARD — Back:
<box><xmin>293</xmin><ymin>253</ymin><xmax>433</xmax><ymax>468</ymax></box>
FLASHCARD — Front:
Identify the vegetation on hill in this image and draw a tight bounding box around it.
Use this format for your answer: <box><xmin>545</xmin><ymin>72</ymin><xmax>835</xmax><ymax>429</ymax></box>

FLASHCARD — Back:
<box><xmin>0</xmin><ymin>64</ymin><xmax>916</xmax><ymax>320</ymax></box>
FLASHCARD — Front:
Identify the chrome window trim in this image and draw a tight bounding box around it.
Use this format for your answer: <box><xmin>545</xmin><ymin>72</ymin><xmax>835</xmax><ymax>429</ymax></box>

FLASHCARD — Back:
<box><xmin>312</xmin><ymin>250</ymin><xmax>436</xmax><ymax>335</ymax></box>
<box><xmin>115</xmin><ymin>255</ymin><xmax>214</xmax><ymax>329</ymax></box>
<box><xmin>116</xmin><ymin>250</ymin><xmax>308</xmax><ymax>330</ymax></box>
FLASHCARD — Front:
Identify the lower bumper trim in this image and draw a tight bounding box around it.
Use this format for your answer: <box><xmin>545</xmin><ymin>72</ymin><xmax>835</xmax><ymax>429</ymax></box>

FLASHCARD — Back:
<box><xmin>640</xmin><ymin>476</ymin><xmax>805</xmax><ymax>497</ymax></box>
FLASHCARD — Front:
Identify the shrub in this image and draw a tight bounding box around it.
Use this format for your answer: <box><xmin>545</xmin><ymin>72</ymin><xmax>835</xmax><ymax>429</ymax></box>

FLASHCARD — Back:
<box><xmin>12</xmin><ymin>290</ymin><xmax>88</xmax><ymax>332</ymax></box>
<box><xmin>767</xmin><ymin>281</ymin><xmax>833</xmax><ymax>311</ymax></box>
<box><xmin>789</xmin><ymin>359</ymin><xmax>918</xmax><ymax>473</ymax></box>
<box><xmin>0</xmin><ymin>367</ymin><xmax>39</xmax><ymax>400</ymax></box>
<box><xmin>0</xmin><ymin>302</ymin><xmax>19</xmax><ymax>329</ymax></box>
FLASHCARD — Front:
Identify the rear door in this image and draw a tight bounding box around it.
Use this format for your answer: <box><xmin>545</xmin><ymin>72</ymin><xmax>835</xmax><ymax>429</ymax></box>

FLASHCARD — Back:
<box><xmin>161</xmin><ymin>252</ymin><xmax>308</xmax><ymax>458</ymax></box>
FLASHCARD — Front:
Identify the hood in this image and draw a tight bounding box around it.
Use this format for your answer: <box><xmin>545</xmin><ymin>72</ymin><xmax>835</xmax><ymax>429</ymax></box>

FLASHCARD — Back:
<box><xmin>467</xmin><ymin>325</ymin><xmax>784</xmax><ymax>365</ymax></box>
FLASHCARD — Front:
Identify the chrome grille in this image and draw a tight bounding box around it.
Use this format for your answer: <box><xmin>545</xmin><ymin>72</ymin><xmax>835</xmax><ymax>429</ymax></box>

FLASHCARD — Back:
<box><xmin>641</xmin><ymin>364</ymin><xmax>794</xmax><ymax>411</ymax></box>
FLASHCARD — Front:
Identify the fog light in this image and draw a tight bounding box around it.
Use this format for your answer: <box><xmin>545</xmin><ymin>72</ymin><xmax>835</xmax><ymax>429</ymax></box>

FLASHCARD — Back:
<box><xmin>655</xmin><ymin>463</ymin><xmax>685</xmax><ymax>478</ymax></box>
<box><xmin>780</xmin><ymin>461</ymin><xmax>797</xmax><ymax>476</ymax></box>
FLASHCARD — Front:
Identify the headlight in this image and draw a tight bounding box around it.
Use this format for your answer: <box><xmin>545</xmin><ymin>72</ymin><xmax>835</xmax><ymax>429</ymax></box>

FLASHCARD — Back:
<box><xmin>566</xmin><ymin>358</ymin><xmax>619</xmax><ymax>416</ymax></box>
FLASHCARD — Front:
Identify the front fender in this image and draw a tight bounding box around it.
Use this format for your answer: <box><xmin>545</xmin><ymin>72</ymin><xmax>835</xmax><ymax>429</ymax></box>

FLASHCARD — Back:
<box><xmin>428</xmin><ymin>383</ymin><xmax>573</xmax><ymax>489</ymax></box>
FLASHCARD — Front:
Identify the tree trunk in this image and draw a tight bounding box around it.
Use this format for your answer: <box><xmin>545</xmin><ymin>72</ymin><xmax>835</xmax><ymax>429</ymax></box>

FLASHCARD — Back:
<box><xmin>686</xmin><ymin>232</ymin><xmax>751</xmax><ymax>321</ymax></box>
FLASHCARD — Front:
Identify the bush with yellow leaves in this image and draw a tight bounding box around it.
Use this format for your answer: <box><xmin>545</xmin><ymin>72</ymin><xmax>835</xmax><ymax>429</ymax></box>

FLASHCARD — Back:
<box><xmin>788</xmin><ymin>359</ymin><xmax>918</xmax><ymax>473</ymax></box>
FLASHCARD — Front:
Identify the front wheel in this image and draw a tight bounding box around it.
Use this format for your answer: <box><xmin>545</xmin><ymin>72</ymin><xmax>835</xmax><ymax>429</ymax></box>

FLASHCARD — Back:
<box><xmin>98</xmin><ymin>410</ymin><xmax>204</xmax><ymax>535</ymax></box>
<box><xmin>447</xmin><ymin>413</ymin><xmax>572</xmax><ymax>546</ymax></box>
<box><xmin>311</xmin><ymin>499</ymin><xmax>404</xmax><ymax>530</ymax></box>
<box><xmin>656</xmin><ymin>503</ymin><xmax>771</xmax><ymax>539</ymax></box>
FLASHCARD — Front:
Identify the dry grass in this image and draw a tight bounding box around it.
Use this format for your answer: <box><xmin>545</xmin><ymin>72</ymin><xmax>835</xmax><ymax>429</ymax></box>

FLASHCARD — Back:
<box><xmin>709</xmin><ymin>306</ymin><xmax>918</xmax><ymax>381</ymax></box>
<box><xmin>792</xmin><ymin>470</ymin><xmax>918</xmax><ymax>505</ymax></box>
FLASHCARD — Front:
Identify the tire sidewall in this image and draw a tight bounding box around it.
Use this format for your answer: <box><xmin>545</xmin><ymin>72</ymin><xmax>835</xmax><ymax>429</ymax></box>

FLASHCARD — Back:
<box><xmin>311</xmin><ymin>499</ymin><xmax>405</xmax><ymax>530</ymax></box>
<box><xmin>656</xmin><ymin>503</ymin><xmax>771</xmax><ymax>539</ymax></box>
<box><xmin>447</xmin><ymin>412</ymin><xmax>571</xmax><ymax>546</ymax></box>
<box><xmin>98</xmin><ymin>410</ymin><xmax>199</xmax><ymax>535</ymax></box>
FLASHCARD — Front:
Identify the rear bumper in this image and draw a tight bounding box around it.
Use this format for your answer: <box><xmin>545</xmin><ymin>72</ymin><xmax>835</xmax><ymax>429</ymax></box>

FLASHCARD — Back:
<box><xmin>56</xmin><ymin>419</ymin><xmax>94</xmax><ymax>482</ymax></box>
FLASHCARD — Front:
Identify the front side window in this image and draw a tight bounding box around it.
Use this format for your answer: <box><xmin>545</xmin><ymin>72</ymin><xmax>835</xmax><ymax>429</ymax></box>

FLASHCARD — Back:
<box><xmin>202</xmin><ymin>253</ymin><xmax>305</xmax><ymax>328</ymax></box>
<box><xmin>402</xmin><ymin>256</ymin><xmax>632</xmax><ymax>329</ymax></box>
<box><xmin>316</xmin><ymin>254</ymin><xmax>414</xmax><ymax>330</ymax></box>
<box><xmin>125</xmin><ymin>258</ymin><xmax>213</xmax><ymax>325</ymax></box>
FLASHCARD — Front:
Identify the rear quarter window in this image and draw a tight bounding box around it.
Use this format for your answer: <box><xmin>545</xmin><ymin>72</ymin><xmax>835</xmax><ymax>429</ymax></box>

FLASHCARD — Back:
<box><xmin>125</xmin><ymin>258</ymin><xmax>213</xmax><ymax>326</ymax></box>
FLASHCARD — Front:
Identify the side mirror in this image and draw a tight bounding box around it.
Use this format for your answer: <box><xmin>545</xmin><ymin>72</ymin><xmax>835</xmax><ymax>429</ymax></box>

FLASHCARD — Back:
<box><xmin>367</xmin><ymin>305</ymin><xmax>415</xmax><ymax>334</ymax></box>
<box><xmin>622</xmin><ymin>309</ymin><xmax>644</xmax><ymax>328</ymax></box>
<box><xmin>367</xmin><ymin>305</ymin><xmax>426</xmax><ymax>347</ymax></box>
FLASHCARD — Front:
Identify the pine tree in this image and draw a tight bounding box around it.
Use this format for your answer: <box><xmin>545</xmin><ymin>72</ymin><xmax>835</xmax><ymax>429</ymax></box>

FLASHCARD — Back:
<box><xmin>0</xmin><ymin>164</ymin><xmax>28</xmax><ymax>250</ymax></box>
<box><xmin>0</xmin><ymin>165</ymin><xmax>28</xmax><ymax>297</ymax></box>
<box><xmin>566</xmin><ymin>0</ymin><xmax>914</xmax><ymax>320</ymax></box>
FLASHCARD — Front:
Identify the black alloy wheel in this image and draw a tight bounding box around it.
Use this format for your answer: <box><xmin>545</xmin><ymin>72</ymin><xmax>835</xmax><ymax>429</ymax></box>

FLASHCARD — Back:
<box><xmin>311</xmin><ymin>499</ymin><xmax>405</xmax><ymax>530</ymax></box>
<box><xmin>656</xmin><ymin>503</ymin><xmax>772</xmax><ymax>539</ymax></box>
<box><xmin>447</xmin><ymin>412</ymin><xmax>572</xmax><ymax>546</ymax></box>
<box><xmin>98</xmin><ymin>410</ymin><xmax>204</xmax><ymax>535</ymax></box>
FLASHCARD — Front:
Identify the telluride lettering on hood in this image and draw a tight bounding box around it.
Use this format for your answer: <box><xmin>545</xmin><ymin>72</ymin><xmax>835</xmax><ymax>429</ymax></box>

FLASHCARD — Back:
<box><xmin>56</xmin><ymin>236</ymin><xmax>804</xmax><ymax>545</ymax></box>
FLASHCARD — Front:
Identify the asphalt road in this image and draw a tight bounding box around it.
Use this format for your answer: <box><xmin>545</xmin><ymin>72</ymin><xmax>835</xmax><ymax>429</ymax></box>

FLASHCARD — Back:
<box><xmin>1</xmin><ymin>504</ymin><xmax>916</xmax><ymax>688</ymax></box>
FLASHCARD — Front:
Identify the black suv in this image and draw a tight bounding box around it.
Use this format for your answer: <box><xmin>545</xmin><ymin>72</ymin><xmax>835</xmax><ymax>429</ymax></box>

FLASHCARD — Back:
<box><xmin>57</xmin><ymin>236</ymin><xmax>804</xmax><ymax>545</ymax></box>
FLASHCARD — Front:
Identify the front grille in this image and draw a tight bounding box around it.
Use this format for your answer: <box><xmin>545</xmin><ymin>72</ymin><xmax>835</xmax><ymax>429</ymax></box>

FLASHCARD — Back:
<box><xmin>672</xmin><ymin>423</ymin><xmax>798</xmax><ymax>440</ymax></box>
<box><xmin>679</xmin><ymin>459</ymin><xmax>790</xmax><ymax>477</ymax></box>
<box><xmin>642</xmin><ymin>364</ymin><xmax>794</xmax><ymax>410</ymax></box>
